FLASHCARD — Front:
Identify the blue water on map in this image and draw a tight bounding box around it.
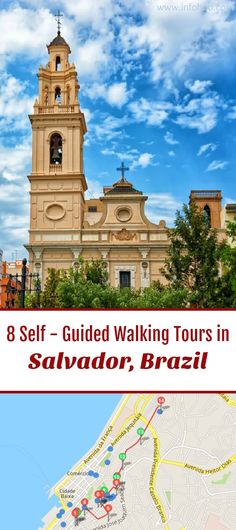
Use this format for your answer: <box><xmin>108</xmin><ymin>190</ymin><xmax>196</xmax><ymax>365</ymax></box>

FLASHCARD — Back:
<box><xmin>0</xmin><ymin>394</ymin><xmax>121</xmax><ymax>530</ymax></box>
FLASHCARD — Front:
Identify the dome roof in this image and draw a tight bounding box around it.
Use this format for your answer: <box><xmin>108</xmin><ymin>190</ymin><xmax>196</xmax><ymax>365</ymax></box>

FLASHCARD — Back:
<box><xmin>48</xmin><ymin>32</ymin><xmax>71</xmax><ymax>52</ymax></box>
<box><xmin>105</xmin><ymin>177</ymin><xmax>142</xmax><ymax>195</ymax></box>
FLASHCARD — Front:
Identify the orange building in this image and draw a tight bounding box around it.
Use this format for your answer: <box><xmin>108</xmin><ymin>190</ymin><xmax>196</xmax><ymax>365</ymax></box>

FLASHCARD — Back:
<box><xmin>0</xmin><ymin>261</ymin><xmax>21</xmax><ymax>308</ymax></box>
<box><xmin>190</xmin><ymin>190</ymin><xmax>222</xmax><ymax>229</ymax></box>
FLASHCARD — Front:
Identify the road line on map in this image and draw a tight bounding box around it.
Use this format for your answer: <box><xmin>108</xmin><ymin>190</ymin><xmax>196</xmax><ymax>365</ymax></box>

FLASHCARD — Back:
<box><xmin>48</xmin><ymin>396</ymin><xmax>169</xmax><ymax>529</ymax></box>
<box><xmin>161</xmin><ymin>455</ymin><xmax>236</xmax><ymax>474</ymax></box>
<box><xmin>47</xmin><ymin>394</ymin><xmax>132</xmax><ymax>530</ymax></box>
<box><xmin>219</xmin><ymin>394</ymin><xmax>236</xmax><ymax>407</ymax></box>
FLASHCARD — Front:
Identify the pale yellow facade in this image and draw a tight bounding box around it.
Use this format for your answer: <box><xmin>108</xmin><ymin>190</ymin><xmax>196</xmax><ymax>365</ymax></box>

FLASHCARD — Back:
<box><xmin>26</xmin><ymin>31</ymin><xmax>170</xmax><ymax>289</ymax></box>
<box><xmin>221</xmin><ymin>204</ymin><xmax>236</xmax><ymax>247</ymax></box>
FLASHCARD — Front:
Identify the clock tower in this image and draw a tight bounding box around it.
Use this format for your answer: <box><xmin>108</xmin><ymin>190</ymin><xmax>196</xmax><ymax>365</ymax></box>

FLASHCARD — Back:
<box><xmin>26</xmin><ymin>29</ymin><xmax>87</xmax><ymax>282</ymax></box>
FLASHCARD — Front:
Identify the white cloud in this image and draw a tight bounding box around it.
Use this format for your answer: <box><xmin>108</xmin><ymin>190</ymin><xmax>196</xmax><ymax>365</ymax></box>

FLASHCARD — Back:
<box><xmin>61</xmin><ymin>0</ymin><xmax>116</xmax><ymax>32</ymax></box>
<box><xmin>0</xmin><ymin>138</ymin><xmax>31</xmax><ymax>176</ymax></box>
<box><xmin>0</xmin><ymin>181</ymin><xmax>28</xmax><ymax>203</ymax></box>
<box><xmin>78</xmin><ymin>35</ymin><xmax>114</xmax><ymax>79</ymax></box>
<box><xmin>175</xmin><ymin>93</ymin><xmax>221</xmax><ymax>133</ymax></box>
<box><xmin>0</xmin><ymin>5</ymin><xmax>114</xmax><ymax>82</ymax></box>
<box><xmin>0</xmin><ymin>73</ymin><xmax>35</xmax><ymax>130</ymax></box>
<box><xmin>0</xmin><ymin>6</ymin><xmax>55</xmax><ymax>65</ymax></box>
<box><xmin>175</xmin><ymin>113</ymin><xmax>216</xmax><ymax>134</ymax></box>
<box><xmin>0</xmin><ymin>179</ymin><xmax>29</xmax><ymax>255</ymax></box>
<box><xmin>129</xmin><ymin>98</ymin><xmax>170</xmax><ymax>126</ymax></box>
<box><xmin>1</xmin><ymin>1</ymin><xmax>236</xmax><ymax>90</ymax></box>
<box><xmin>129</xmin><ymin>91</ymin><xmax>221</xmax><ymax>134</ymax></box>
<box><xmin>168</xmin><ymin>150</ymin><xmax>175</xmax><ymax>157</ymax></box>
<box><xmin>94</xmin><ymin>114</ymin><xmax>129</xmax><ymax>141</ymax></box>
<box><xmin>83</xmin><ymin>108</ymin><xmax>92</xmax><ymax>124</ymax></box>
<box><xmin>85</xmin><ymin>82</ymin><xmax>131</xmax><ymax>108</ymax></box>
<box><xmin>85</xmin><ymin>179</ymin><xmax>103</xmax><ymax>198</ymax></box>
<box><xmin>206</xmin><ymin>160</ymin><xmax>228</xmax><ymax>171</ymax></box>
<box><xmin>147</xmin><ymin>192</ymin><xmax>181</xmax><ymax>209</ymax></box>
<box><xmin>145</xmin><ymin>192</ymin><xmax>181</xmax><ymax>225</ymax></box>
<box><xmin>185</xmin><ymin>80</ymin><xmax>213</xmax><ymax>94</ymax></box>
<box><xmin>106</xmin><ymin>83</ymin><xmax>130</xmax><ymax>108</ymax></box>
<box><xmin>0</xmin><ymin>211</ymin><xmax>29</xmax><ymax>257</ymax></box>
<box><xmin>135</xmin><ymin>153</ymin><xmax>154</xmax><ymax>168</ymax></box>
<box><xmin>120</xmin><ymin>0</ymin><xmax>236</xmax><ymax>85</ymax></box>
<box><xmin>164</xmin><ymin>131</ymin><xmax>179</xmax><ymax>145</ymax></box>
<box><xmin>197</xmin><ymin>143</ymin><xmax>217</xmax><ymax>156</ymax></box>
<box><xmin>101</xmin><ymin>147</ymin><xmax>116</xmax><ymax>156</ymax></box>
<box><xmin>2</xmin><ymin>213</ymin><xmax>29</xmax><ymax>230</ymax></box>
<box><xmin>101</xmin><ymin>146</ymin><xmax>155</xmax><ymax>169</ymax></box>
<box><xmin>0</xmin><ymin>135</ymin><xmax>31</xmax><ymax>254</ymax></box>
<box><xmin>227</xmin><ymin>106</ymin><xmax>236</xmax><ymax>120</ymax></box>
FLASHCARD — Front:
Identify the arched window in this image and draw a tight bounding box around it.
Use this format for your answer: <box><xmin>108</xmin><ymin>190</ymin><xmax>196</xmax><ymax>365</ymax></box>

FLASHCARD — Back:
<box><xmin>50</xmin><ymin>133</ymin><xmax>62</xmax><ymax>165</ymax></box>
<box><xmin>55</xmin><ymin>87</ymin><xmax>61</xmax><ymax>104</ymax></box>
<box><xmin>203</xmin><ymin>204</ymin><xmax>211</xmax><ymax>226</ymax></box>
<box><xmin>55</xmin><ymin>56</ymin><xmax>61</xmax><ymax>71</ymax></box>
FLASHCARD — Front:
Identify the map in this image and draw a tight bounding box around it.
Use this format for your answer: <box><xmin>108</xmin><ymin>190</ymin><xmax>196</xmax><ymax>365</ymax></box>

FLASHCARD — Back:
<box><xmin>40</xmin><ymin>393</ymin><xmax>236</xmax><ymax>530</ymax></box>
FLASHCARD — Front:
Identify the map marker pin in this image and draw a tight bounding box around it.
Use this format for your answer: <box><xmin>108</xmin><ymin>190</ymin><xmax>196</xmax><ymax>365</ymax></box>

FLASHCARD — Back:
<box><xmin>104</xmin><ymin>503</ymin><xmax>112</xmax><ymax>521</ymax></box>
<box><xmin>119</xmin><ymin>452</ymin><xmax>127</xmax><ymax>470</ymax></box>
<box><xmin>113</xmin><ymin>472</ymin><xmax>121</xmax><ymax>480</ymax></box>
<box><xmin>95</xmin><ymin>490</ymin><xmax>105</xmax><ymax>507</ymax></box>
<box><xmin>113</xmin><ymin>478</ymin><xmax>120</xmax><ymax>494</ymax></box>
<box><xmin>81</xmin><ymin>498</ymin><xmax>88</xmax><ymax>517</ymax></box>
<box><xmin>71</xmin><ymin>507</ymin><xmax>81</xmax><ymax>518</ymax></box>
<box><xmin>137</xmin><ymin>427</ymin><xmax>145</xmax><ymax>445</ymax></box>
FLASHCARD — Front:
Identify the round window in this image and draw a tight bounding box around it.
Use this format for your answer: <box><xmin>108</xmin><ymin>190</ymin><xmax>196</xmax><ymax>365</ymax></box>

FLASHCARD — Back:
<box><xmin>116</xmin><ymin>207</ymin><xmax>132</xmax><ymax>222</ymax></box>
<box><xmin>45</xmin><ymin>203</ymin><xmax>65</xmax><ymax>221</ymax></box>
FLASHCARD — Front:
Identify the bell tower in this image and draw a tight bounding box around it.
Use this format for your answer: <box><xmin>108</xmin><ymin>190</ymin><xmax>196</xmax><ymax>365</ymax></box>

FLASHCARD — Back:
<box><xmin>27</xmin><ymin>25</ymin><xmax>87</xmax><ymax>282</ymax></box>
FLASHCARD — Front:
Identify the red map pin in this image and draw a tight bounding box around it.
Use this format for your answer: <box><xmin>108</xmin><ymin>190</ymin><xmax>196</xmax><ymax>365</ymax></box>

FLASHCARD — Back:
<box><xmin>81</xmin><ymin>498</ymin><xmax>88</xmax><ymax>506</ymax></box>
<box><xmin>95</xmin><ymin>490</ymin><xmax>105</xmax><ymax>499</ymax></box>
<box><xmin>158</xmin><ymin>396</ymin><xmax>165</xmax><ymax>405</ymax></box>
<box><xmin>113</xmin><ymin>479</ymin><xmax>120</xmax><ymax>488</ymax></box>
<box><xmin>71</xmin><ymin>507</ymin><xmax>79</xmax><ymax>518</ymax></box>
<box><xmin>105</xmin><ymin>503</ymin><xmax>112</xmax><ymax>521</ymax></box>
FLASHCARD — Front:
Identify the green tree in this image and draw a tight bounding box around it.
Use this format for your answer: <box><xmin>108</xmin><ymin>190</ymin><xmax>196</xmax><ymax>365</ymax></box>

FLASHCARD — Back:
<box><xmin>25</xmin><ymin>277</ymin><xmax>41</xmax><ymax>308</ymax></box>
<box><xmin>41</xmin><ymin>268</ymin><xmax>62</xmax><ymax>308</ymax></box>
<box><xmin>163</xmin><ymin>203</ymin><xmax>223</xmax><ymax>307</ymax></box>
<box><xmin>137</xmin><ymin>284</ymin><xmax>188</xmax><ymax>308</ymax></box>
<box><xmin>53</xmin><ymin>262</ymin><xmax>109</xmax><ymax>308</ymax></box>
<box><xmin>220</xmin><ymin>216</ymin><xmax>236</xmax><ymax>307</ymax></box>
<box><xmin>82</xmin><ymin>259</ymin><xmax>108</xmax><ymax>286</ymax></box>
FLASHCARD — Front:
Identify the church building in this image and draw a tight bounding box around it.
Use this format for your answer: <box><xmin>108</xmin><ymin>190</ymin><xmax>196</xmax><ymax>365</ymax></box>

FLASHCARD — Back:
<box><xmin>26</xmin><ymin>30</ymin><xmax>224</xmax><ymax>289</ymax></box>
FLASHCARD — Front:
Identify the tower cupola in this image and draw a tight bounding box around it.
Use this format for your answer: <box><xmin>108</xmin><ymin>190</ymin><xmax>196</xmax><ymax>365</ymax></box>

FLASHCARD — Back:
<box><xmin>35</xmin><ymin>17</ymin><xmax>80</xmax><ymax>111</ymax></box>
<box><xmin>27</xmin><ymin>14</ymin><xmax>87</xmax><ymax>285</ymax></box>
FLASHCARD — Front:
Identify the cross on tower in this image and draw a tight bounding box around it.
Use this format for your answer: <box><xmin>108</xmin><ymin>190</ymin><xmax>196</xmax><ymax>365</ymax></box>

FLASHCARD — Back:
<box><xmin>116</xmin><ymin>161</ymin><xmax>129</xmax><ymax>181</ymax></box>
<box><xmin>55</xmin><ymin>10</ymin><xmax>63</xmax><ymax>33</ymax></box>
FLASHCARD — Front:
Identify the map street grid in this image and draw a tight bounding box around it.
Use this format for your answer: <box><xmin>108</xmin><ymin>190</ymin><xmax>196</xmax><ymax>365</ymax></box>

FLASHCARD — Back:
<box><xmin>40</xmin><ymin>393</ymin><xmax>236</xmax><ymax>530</ymax></box>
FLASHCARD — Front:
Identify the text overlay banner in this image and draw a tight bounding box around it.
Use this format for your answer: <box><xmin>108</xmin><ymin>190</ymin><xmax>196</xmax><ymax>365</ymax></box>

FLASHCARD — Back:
<box><xmin>0</xmin><ymin>310</ymin><xmax>235</xmax><ymax>391</ymax></box>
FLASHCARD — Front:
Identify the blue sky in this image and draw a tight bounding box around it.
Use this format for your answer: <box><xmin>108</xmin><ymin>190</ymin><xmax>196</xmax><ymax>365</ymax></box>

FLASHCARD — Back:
<box><xmin>0</xmin><ymin>0</ymin><xmax>236</xmax><ymax>259</ymax></box>
<box><xmin>0</xmin><ymin>393</ymin><xmax>120</xmax><ymax>530</ymax></box>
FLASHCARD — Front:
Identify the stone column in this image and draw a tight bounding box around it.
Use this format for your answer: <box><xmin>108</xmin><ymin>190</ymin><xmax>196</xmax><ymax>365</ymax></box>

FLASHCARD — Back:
<box><xmin>71</xmin><ymin>248</ymin><xmax>82</xmax><ymax>269</ymax></box>
<box><xmin>32</xmin><ymin>247</ymin><xmax>43</xmax><ymax>284</ymax></box>
<box><xmin>99</xmin><ymin>248</ymin><xmax>110</xmax><ymax>282</ymax></box>
<box><xmin>139</xmin><ymin>247</ymin><xmax>150</xmax><ymax>289</ymax></box>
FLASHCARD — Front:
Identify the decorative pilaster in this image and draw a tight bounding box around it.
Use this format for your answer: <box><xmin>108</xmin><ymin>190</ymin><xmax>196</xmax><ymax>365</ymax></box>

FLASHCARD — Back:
<box><xmin>139</xmin><ymin>247</ymin><xmax>150</xmax><ymax>288</ymax></box>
